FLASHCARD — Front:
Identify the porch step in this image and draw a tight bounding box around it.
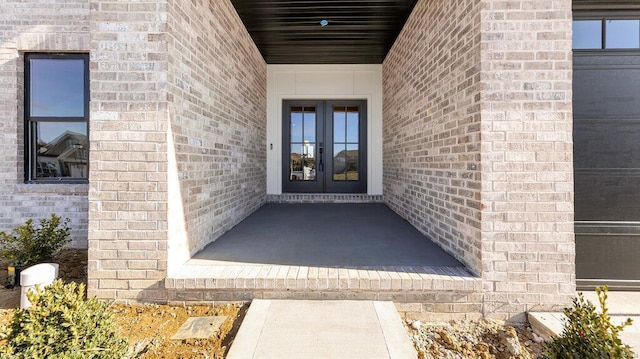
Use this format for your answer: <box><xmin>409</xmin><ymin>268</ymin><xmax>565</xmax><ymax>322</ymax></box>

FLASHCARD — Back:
<box><xmin>165</xmin><ymin>264</ymin><xmax>481</xmax><ymax>304</ymax></box>
<box><xmin>226</xmin><ymin>299</ymin><xmax>417</xmax><ymax>359</ymax></box>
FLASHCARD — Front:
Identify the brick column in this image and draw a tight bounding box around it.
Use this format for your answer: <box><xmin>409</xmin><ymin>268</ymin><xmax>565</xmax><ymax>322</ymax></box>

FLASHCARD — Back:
<box><xmin>88</xmin><ymin>0</ymin><xmax>169</xmax><ymax>301</ymax></box>
<box><xmin>480</xmin><ymin>0</ymin><xmax>575</xmax><ymax>321</ymax></box>
<box><xmin>384</xmin><ymin>0</ymin><xmax>574</xmax><ymax>321</ymax></box>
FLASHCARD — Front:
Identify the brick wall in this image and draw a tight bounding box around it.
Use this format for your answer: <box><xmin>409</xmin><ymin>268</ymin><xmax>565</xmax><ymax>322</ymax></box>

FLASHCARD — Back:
<box><xmin>166</xmin><ymin>0</ymin><xmax>267</xmax><ymax>271</ymax></box>
<box><xmin>479</xmin><ymin>0</ymin><xmax>574</xmax><ymax>321</ymax></box>
<box><xmin>383</xmin><ymin>0</ymin><xmax>483</xmax><ymax>275</ymax></box>
<box><xmin>0</xmin><ymin>1</ymin><xmax>90</xmax><ymax>247</ymax></box>
<box><xmin>384</xmin><ymin>0</ymin><xmax>574</xmax><ymax>321</ymax></box>
<box><xmin>88</xmin><ymin>0</ymin><xmax>169</xmax><ymax>301</ymax></box>
<box><xmin>88</xmin><ymin>0</ymin><xmax>266</xmax><ymax>301</ymax></box>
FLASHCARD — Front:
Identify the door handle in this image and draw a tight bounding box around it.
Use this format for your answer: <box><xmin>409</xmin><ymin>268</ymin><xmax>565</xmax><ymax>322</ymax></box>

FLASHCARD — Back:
<box><xmin>318</xmin><ymin>142</ymin><xmax>324</xmax><ymax>172</ymax></box>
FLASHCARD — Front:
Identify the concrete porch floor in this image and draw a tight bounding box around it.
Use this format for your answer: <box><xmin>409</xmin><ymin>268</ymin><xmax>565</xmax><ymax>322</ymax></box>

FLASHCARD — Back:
<box><xmin>166</xmin><ymin>204</ymin><xmax>481</xmax><ymax>306</ymax></box>
<box><xmin>192</xmin><ymin>203</ymin><xmax>463</xmax><ymax>268</ymax></box>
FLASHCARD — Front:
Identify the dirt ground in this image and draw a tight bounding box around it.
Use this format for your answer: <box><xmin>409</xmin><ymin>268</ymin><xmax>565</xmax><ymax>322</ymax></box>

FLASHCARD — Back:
<box><xmin>0</xmin><ymin>249</ymin><xmax>247</xmax><ymax>358</ymax></box>
<box><xmin>113</xmin><ymin>302</ymin><xmax>247</xmax><ymax>359</ymax></box>
<box><xmin>0</xmin><ymin>297</ymin><xmax>247</xmax><ymax>358</ymax></box>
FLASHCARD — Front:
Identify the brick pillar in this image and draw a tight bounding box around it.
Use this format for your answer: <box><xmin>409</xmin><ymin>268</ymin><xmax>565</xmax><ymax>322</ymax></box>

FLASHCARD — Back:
<box><xmin>88</xmin><ymin>1</ymin><xmax>169</xmax><ymax>302</ymax></box>
<box><xmin>480</xmin><ymin>0</ymin><xmax>575</xmax><ymax>322</ymax></box>
<box><xmin>384</xmin><ymin>0</ymin><xmax>574</xmax><ymax>321</ymax></box>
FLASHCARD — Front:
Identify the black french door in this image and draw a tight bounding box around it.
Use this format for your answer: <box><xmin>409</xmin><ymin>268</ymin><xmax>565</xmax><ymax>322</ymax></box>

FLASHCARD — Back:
<box><xmin>282</xmin><ymin>100</ymin><xmax>367</xmax><ymax>193</ymax></box>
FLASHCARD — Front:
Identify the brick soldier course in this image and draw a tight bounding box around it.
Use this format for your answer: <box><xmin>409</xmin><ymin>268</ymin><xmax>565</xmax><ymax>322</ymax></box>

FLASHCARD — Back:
<box><xmin>1</xmin><ymin>0</ymin><xmax>574</xmax><ymax>321</ymax></box>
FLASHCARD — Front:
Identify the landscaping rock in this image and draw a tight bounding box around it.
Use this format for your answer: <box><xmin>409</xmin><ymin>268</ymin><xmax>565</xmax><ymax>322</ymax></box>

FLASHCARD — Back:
<box><xmin>409</xmin><ymin>319</ymin><xmax>545</xmax><ymax>359</ymax></box>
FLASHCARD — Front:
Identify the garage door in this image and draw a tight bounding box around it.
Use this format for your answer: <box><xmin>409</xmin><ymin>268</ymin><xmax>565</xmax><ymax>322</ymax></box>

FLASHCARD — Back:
<box><xmin>573</xmin><ymin>17</ymin><xmax>640</xmax><ymax>289</ymax></box>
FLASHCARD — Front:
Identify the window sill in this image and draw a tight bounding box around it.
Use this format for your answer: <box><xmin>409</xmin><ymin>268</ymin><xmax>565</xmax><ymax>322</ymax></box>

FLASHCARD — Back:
<box><xmin>16</xmin><ymin>182</ymin><xmax>89</xmax><ymax>195</ymax></box>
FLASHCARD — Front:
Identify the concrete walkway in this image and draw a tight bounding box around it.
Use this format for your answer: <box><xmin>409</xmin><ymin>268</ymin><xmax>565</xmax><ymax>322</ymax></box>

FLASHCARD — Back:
<box><xmin>227</xmin><ymin>300</ymin><xmax>417</xmax><ymax>359</ymax></box>
<box><xmin>530</xmin><ymin>291</ymin><xmax>640</xmax><ymax>352</ymax></box>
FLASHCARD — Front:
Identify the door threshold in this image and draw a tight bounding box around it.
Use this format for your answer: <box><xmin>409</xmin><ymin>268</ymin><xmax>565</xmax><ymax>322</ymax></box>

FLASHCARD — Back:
<box><xmin>267</xmin><ymin>194</ymin><xmax>383</xmax><ymax>203</ymax></box>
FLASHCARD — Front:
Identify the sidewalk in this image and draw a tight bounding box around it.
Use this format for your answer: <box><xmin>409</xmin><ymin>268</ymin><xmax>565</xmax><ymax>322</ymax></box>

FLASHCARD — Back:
<box><xmin>226</xmin><ymin>299</ymin><xmax>417</xmax><ymax>359</ymax></box>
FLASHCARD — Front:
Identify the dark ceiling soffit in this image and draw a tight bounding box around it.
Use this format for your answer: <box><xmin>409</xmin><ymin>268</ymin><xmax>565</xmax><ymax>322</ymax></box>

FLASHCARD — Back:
<box><xmin>230</xmin><ymin>1</ymin><xmax>419</xmax><ymax>64</ymax></box>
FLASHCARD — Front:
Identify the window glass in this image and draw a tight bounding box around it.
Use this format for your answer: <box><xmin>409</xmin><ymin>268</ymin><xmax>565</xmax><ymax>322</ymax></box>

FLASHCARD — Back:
<box><xmin>346</xmin><ymin>143</ymin><xmax>359</xmax><ymax>181</ymax></box>
<box><xmin>573</xmin><ymin>20</ymin><xmax>602</xmax><ymax>49</ymax></box>
<box><xmin>290</xmin><ymin>109</ymin><xmax>303</xmax><ymax>142</ymax></box>
<box><xmin>288</xmin><ymin>106</ymin><xmax>316</xmax><ymax>182</ymax></box>
<box><xmin>26</xmin><ymin>54</ymin><xmax>89</xmax><ymax>182</ymax></box>
<box><xmin>29</xmin><ymin>59</ymin><xmax>86</xmax><ymax>117</ymax></box>
<box><xmin>333</xmin><ymin>109</ymin><xmax>346</xmax><ymax>141</ymax></box>
<box><xmin>332</xmin><ymin>106</ymin><xmax>360</xmax><ymax>182</ymax></box>
<box><xmin>606</xmin><ymin>20</ymin><xmax>640</xmax><ymax>49</ymax></box>
<box><xmin>333</xmin><ymin>143</ymin><xmax>346</xmax><ymax>181</ymax></box>
<box><xmin>33</xmin><ymin>122</ymin><xmax>88</xmax><ymax>180</ymax></box>
<box><xmin>303</xmin><ymin>108</ymin><xmax>316</xmax><ymax>143</ymax></box>
<box><xmin>346</xmin><ymin>108</ymin><xmax>359</xmax><ymax>143</ymax></box>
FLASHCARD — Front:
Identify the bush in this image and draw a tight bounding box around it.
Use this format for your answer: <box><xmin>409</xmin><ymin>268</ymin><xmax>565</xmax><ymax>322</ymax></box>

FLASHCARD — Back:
<box><xmin>0</xmin><ymin>214</ymin><xmax>71</xmax><ymax>266</ymax></box>
<box><xmin>0</xmin><ymin>280</ymin><xmax>128</xmax><ymax>359</ymax></box>
<box><xmin>545</xmin><ymin>285</ymin><xmax>634</xmax><ymax>359</ymax></box>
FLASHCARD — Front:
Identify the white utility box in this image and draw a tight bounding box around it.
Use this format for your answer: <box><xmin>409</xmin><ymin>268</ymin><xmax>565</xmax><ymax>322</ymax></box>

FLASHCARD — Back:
<box><xmin>20</xmin><ymin>263</ymin><xmax>59</xmax><ymax>309</ymax></box>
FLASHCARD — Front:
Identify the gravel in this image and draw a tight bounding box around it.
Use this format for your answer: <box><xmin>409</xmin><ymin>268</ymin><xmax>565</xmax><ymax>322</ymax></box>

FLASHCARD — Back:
<box><xmin>407</xmin><ymin>318</ymin><xmax>546</xmax><ymax>359</ymax></box>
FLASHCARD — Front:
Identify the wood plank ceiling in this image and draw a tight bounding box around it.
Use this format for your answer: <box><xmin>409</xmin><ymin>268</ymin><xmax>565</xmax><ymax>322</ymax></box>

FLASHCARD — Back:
<box><xmin>229</xmin><ymin>0</ymin><xmax>419</xmax><ymax>64</ymax></box>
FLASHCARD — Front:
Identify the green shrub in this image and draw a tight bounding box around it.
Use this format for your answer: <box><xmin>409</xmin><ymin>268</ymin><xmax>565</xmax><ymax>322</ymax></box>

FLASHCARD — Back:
<box><xmin>545</xmin><ymin>285</ymin><xmax>634</xmax><ymax>359</ymax></box>
<box><xmin>0</xmin><ymin>280</ymin><xmax>128</xmax><ymax>359</ymax></box>
<box><xmin>0</xmin><ymin>214</ymin><xmax>71</xmax><ymax>266</ymax></box>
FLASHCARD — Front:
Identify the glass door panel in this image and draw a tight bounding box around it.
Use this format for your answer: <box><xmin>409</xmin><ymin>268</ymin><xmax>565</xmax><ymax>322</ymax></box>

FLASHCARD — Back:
<box><xmin>332</xmin><ymin>106</ymin><xmax>360</xmax><ymax>182</ymax></box>
<box><xmin>288</xmin><ymin>106</ymin><xmax>317</xmax><ymax>182</ymax></box>
<box><xmin>282</xmin><ymin>100</ymin><xmax>366</xmax><ymax>193</ymax></box>
<box><xmin>324</xmin><ymin>101</ymin><xmax>366</xmax><ymax>193</ymax></box>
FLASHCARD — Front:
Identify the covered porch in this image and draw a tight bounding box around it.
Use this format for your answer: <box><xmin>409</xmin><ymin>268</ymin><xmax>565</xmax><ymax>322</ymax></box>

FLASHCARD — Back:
<box><xmin>84</xmin><ymin>0</ymin><xmax>575</xmax><ymax>321</ymax></box>
<box><xmin>166</xmin><ymin>203</ymin><xmax>480</xmax><ymax>308</ymax></box>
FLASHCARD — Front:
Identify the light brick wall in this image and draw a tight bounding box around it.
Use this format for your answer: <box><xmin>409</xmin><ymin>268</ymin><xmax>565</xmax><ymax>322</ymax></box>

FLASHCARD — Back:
<box><xmin>383</xmin><ymin>0</ymin><xmax>483</xmax><ymax>275</ymax></box>
<box><xmin>166</xmin><ymin>0</ymin><xmax>267</xmax><ymax>271</ymax></box>
<box><xmin>88</xmin><ymin>0</ymin><xmax>169</xmax><ymax>301</ymax></box>
<box><xmin>88</xmin><ymin>0</ymin><xmax>266</xmax><ymax>300</ymax></box>
<box><xmin>384</xmin><ymin>0</ymin><xmax>575</xmax><ymax>321</ymax></box>
<box><xmin>480</xmin><ymin>0</ymin><xmax>574</xmax><ymax>321</ymax></box>
<box><xmin>0</xmin><ymin>1</ymin><xmax>90</xmax><ymax>248</ymax></box>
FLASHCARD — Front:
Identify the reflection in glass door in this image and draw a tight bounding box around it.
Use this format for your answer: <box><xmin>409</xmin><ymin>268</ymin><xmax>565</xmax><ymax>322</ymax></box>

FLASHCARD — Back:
<box><xmin>332</xmin><ymin>106</ymin><xmax>360</xmax><ymax>182</ymax></box>
<box><xmin>289</xmin><ymin>106</ymin><xmax>317</xmax><ymax>182</ymax></box>
<box><xmin>282</xmin><ymin>100</ymin><xmax>367</xmax><ymax>193</ymax></box>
